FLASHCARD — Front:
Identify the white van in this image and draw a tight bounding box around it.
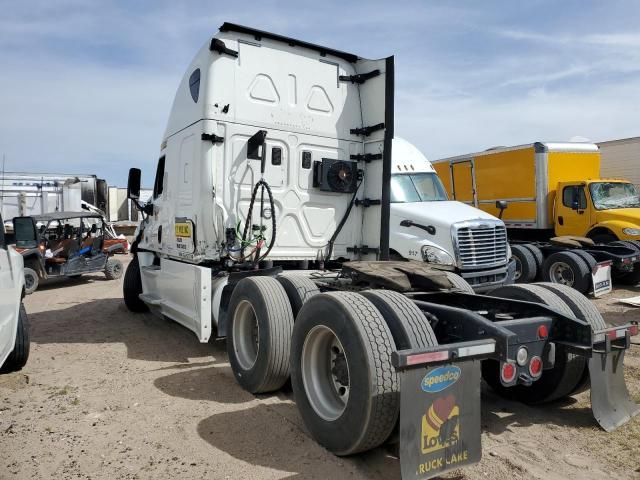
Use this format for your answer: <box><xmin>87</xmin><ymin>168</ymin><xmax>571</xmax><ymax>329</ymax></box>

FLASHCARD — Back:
<box><xmin>389</xmin><ymin>138</ymin><xmax>515</xmax><ymax>291</ymax></box>
<box><xmin>0</xmin><ymin>213</ymin><xmax>30</xmax><ymax>372</ymax></box>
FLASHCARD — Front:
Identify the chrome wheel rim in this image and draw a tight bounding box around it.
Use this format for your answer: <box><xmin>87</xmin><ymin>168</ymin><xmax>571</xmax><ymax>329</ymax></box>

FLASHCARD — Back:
<box><xmin>549</xmin><ymin>261</ymin><xmax>575</xmax><ymax>286</ymax></box>
<box><xmin>233</xmin><ymin>300</ymin><xmax>260</xmax><ymax>370</ymax></box>
<box><xmin>301</xmin><ymin>325</ymin><xmax>350</xmax><ymax>421</ymax></box>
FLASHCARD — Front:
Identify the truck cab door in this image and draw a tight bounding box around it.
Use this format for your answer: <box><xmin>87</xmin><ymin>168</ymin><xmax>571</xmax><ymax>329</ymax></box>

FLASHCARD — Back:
<box><xmin>554</xmin><ymin>182</ymin><xmax>591</xmax><ymax>236</ymax></box>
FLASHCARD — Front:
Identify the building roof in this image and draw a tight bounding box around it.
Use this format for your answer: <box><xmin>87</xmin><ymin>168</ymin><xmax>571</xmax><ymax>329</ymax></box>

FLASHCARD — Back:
<box><xmin>33</xmin><ymin>211</ymin><xmax>103</xmax><ymax>221</ymax></box>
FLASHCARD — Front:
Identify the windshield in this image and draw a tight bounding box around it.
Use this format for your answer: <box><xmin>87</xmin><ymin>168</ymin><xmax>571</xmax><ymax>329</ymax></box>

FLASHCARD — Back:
<box><xmin>390</xmin><ymin>172</ymin><xmax>448</xmax><ymax>203</ymax></box>
<box><xmin>589</xmin><ymin>182</ymin><xmax>640</xmax><ymax>210</ymax></box>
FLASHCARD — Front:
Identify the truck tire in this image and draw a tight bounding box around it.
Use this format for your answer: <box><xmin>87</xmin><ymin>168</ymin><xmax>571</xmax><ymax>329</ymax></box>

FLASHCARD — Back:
<box><xmin>483</xmin><ymin>284</ymin><xmax>586</xmax><ymax>403</ymax></box>
<box><xmin>23</xmin><ymin>267</ymin><xmax>39</xmax><ymax>295</ymax></box>
<box><xmin>443</xmin><ymin>271</ymin><xmax>475</xmax><ymax>294</ymax></box>
<box><xmin>1</xmin><ymin>304</ymin><xmax>30</xmax><ymax>373</ymax></box>
<box><xmin>227</xmin><ymin>277</ymin><xmax>294</xmax><ymax>394</ymax></box>
<box><xmin>522</xmin><ymin>244</ymin><xmax>544</xmax><ymax>273</ymax></box>
<box><xmin>361</xmin><ymin>290</ymin><xmax>438</xmax><ymax>349</ymax></box>
<box><xmin>276</xmin><ymin>275</ymin><xmax>320</xmax><ymax>318</ymax></box>
<box><xmin>609</xmin><ymin>240</ymin><xmax>639</xmax><ymax>251</ymax></box>
<box><xmin>571</xmin><ymin>250</ymin><xmax>597</xmax><ymax>271</ymax></box>
<box><xmin>511</xmin><ymin>245</ymin><xmax>538</xmax><ymax>283</ymax></box>
<box><xmin>291</xmin><ymin>292</ymin><xmax>399</xmax><ymax>455</ymax></box>
<box><xmin>104</xmin><ymin>258</ymin><xmax>124</xmax><ymax>280</ymax></box>
<box><xmin>123</xmin><ymin>257</ymin><xmax>149</xmax><ymax>312</ymax></box>
<box><xmin>541</xmin><ymin>251</ymin><xmax>591</xmax><ymax>294</ymax></box>
<box><xmin>535</xmin><ymin>282</ymin><xmax>606</xmax><ymax>395</ymax></box>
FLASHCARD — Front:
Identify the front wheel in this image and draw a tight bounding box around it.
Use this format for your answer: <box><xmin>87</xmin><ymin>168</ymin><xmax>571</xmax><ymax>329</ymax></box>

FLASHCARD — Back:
<box><xmin>1</xmin><ymin>303</ymin><xmax>30</xmax><ymax>373</ymax></box>
<box><xmin>123</xmin><ymin>257</ymin><xmax>148</xmax><ymax>312</ymax></box>
<box><xmin>104</xmin><ymin>258</ymin><xmax>123</xmax><ymax>280</ymax></box>
<box><xmin>23</xmin><ymin>267</ymin><xmax>39</xmax><ymax>295</ymax></box>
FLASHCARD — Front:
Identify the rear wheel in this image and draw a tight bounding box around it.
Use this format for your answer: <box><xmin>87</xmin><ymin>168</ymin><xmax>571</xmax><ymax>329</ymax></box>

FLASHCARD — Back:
<box><xmin>123</xmin><ymin>257</ymin><xmax>148</xmax><ymax>312</ymax></box>
<box><xmin>443</xmin><ymin>271</ymin><xmax>475</xmax><ymax>293</ymax></box>
<box><xmin>105</xmin><ymin>258</ymin><xmax>123</xmax><ymax>280</ymax></box>
<box><xmin>23</xmin><ymin>267</ymin><xmax>39</xmax><ymax>295</ymax></box>
<box><xmin>541</xmin><ymin>251</ymin><xmax>591</xmax><ymax>294</ymax></box>
<box><xmin>227</xmin><ymin>277</ymin><xmax>294</xmax><ymax>394</ymax></box>
<box><xmin>291</xmin><ymin>292</ymin><xmax>398</xmax><ymax>455</ymax></box>
<box><xmin>484</xmin><ymin>284</ymin><xmax>586</xmax><ymax>403</ymax></box>
<box><xmin>535</xmin><ymin>282</ymin><xmax>606</xmax><ymax>394</ymax></box>
<box><xmin>522</xmin><ymin>244</ymin><xmax>544</xmax><ymax>274</ymax></box>
<box><xmin>361</xmin><ymin>290</ymin><xmax>438</xmax><ymax>349</ymax></box>
<box><xmin>511</xmin><ymin>244</ymin><xmax>538</xmax><ymax>283</ymax></box>
<box><xmin>1</xmin><ymin>304</ymin><xmax>30</xmax><ymax>373</ymax></box>
<box><xmin>276</xmin><ymin>275</ymin><xmax>320</xmax><ymax>318</ymax></box>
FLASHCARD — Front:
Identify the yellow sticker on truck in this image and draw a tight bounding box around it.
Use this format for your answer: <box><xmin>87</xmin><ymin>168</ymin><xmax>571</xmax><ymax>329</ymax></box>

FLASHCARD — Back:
<box><xmin>175</xmin><ymin>223</ymin><xmax>192</xmax><ymax>238</ymax></box>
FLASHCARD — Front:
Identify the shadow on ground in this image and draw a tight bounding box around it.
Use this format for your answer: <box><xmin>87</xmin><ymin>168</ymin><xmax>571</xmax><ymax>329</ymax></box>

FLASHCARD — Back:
<box><xmin>28</xmin><ymin>297</ymin><xmax>220</xmax><ymax>363</ymax></box>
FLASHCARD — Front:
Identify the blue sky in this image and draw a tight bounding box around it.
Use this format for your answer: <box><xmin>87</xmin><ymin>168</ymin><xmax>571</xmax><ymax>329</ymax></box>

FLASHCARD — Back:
<box><xmin>1</xmin><ymin>0</ymin><xmax>639</xmax><ymax>186</ymax></box>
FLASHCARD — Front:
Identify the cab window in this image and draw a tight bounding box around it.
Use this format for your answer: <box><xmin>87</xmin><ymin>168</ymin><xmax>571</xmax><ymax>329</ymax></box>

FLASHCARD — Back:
<box><xmin>153</xmin><ymin>156</ymin><xmax>166</xmax><ymax>199</ymax></box>
<box><xmin>562</xmin><ymin>186</ymin><xmax>587</xmax><ymax>210</ymax></box>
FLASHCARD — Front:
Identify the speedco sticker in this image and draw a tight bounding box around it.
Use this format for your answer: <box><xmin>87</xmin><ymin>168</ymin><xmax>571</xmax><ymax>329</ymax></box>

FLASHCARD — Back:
<box><xmin>421</xmin><ymin>366</ymin><xmax>461</xmax><ymax>393</ymax></box>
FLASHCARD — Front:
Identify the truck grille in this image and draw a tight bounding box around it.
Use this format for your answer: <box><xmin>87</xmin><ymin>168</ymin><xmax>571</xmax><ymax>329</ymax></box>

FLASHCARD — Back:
<box><xmin>455</xmin><ymin>223</ymin><xmax>508</xmax><ymax>268</ymax></box>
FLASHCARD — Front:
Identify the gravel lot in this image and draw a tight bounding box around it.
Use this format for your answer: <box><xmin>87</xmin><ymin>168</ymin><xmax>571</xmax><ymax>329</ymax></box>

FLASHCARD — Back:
<box><xmin>1</xmin><ymin>257</ymin><xmax>639</xmax><ymax>480</ymax></box>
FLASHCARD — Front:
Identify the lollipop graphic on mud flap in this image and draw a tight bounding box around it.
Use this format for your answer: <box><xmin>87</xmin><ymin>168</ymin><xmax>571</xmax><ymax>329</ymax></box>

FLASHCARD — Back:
<box><xmin>422</xmin><ymin>394</ymin><xmax>460</xmax><ymax>452</ymax></box>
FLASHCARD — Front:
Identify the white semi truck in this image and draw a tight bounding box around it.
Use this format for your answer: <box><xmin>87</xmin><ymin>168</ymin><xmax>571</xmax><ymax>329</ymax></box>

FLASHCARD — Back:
<box><xmin>389</xmin><ymin>138</ymin><xmax>514</xmax><ymax>291</ymax></box>
<box><xmin>120</xmin><ymin>23</ymin><xmax>638</xmax><ymax>480</ymax></box>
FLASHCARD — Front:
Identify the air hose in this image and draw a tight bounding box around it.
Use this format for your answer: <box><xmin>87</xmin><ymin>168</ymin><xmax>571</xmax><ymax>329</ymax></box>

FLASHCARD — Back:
<box><xmin>240</xmin><ymin>179</ymin><xmax>276</xmax><ymax>265</ymax></box>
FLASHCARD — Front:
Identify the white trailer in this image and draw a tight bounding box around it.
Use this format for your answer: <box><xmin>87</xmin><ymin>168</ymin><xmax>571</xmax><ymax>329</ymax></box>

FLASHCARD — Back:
<box><xmin>0</xmin><ymin>172</ymin><xmax>107</xmax><ymax>221</ymax></box>
<box><xmin>598</xmin><ymin>136</ymin><xmax>640</xmax><ymax>187</ymax></box>
<box><xmin>121</xmin><ymin>23</ymin><xmax>638</xmax><ymax>479</ymax></box>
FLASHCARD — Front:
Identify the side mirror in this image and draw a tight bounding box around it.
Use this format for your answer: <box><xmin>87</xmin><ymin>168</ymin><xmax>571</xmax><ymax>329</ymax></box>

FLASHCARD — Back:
<box><xmin>495</xmin><ymin>200</ymin><xmax>508</xmax><ymax>219</ymax></box>
<box><xmin>13</xmin><ymin>216</ymin><xmax>39</xmax><ymax>249</ymax></box>
<box><xmin>128</xmin><ymin>168</ymin><xmax>142</xmax><ymax>200</ymax></box>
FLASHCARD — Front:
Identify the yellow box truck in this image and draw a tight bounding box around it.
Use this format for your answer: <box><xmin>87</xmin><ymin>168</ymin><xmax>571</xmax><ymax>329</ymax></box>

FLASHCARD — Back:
<box><xmin>433</xmin><ymin>142</ymin><xmax>640</xmax><ymax>290</ymax></box>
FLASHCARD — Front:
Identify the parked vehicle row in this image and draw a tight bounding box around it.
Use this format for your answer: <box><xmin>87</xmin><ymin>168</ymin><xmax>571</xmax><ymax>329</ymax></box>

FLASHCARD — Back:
<box><xmin>113</xmin><ymin>23</ymin><xmax>638</xmax><ymax>480</ymax></box>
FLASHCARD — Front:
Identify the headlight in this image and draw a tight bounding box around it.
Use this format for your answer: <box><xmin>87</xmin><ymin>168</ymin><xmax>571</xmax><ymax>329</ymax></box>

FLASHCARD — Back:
<box><xmin>421</xmin><ymin>245</ymin><xmax>455</xmax><ymax>266</ymax></box>
<box><xmin>623</xmin><ymin>228</ymin><xmax>640</xmax><ymax>236</ymax></box>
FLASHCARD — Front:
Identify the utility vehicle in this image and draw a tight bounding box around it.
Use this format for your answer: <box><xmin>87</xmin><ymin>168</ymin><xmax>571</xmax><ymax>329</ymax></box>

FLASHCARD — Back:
<box><xmin>0</xmin><ymin>213</ymin><xmax>30</xmax><ymax>373</ymax></box>
<box><xmin>13</xmin><ymin>211</ymin><xmax>124</xmax><ymax>294</ymax></box>
<box><xmin>123</xmin><ymin>23</ymin><xmax>639</xmax><ymax>479</ymax></box>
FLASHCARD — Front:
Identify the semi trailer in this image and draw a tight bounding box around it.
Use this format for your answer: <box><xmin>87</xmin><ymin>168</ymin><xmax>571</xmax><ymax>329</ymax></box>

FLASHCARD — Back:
<box><xmin>433</xmin><ymin>142</ymin><xmax>640</xmax><ymax>291</ymax></box>
<box><xmin>121</xmin><ymin>24</ymin><xmax>639</xmax><ymax>479</ymax></box>
<box><xmin>389</xmin><ymin>138</ymin><xmax>514</xmax><ymax>291</ymax></box>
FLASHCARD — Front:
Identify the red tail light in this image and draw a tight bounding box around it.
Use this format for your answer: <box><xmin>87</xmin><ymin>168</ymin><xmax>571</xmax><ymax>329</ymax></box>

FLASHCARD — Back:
<box><xmin>537</xmin><ymin>325</ymin><xmax>548</xmax><ymax>339</ymax></box>
<box><xmin>529</xmin><ymin>356</ymin><xmax>543</xmax><ymax>378</ymax></box>
<box><xmin>501</xmin><ymin>362</ymin><xmax>516</xmax><ymax>383</ymax></box>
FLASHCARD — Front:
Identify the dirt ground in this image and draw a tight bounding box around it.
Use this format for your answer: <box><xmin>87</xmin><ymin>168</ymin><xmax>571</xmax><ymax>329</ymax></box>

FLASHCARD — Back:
<box><xmin>1</xmin><ymin>257</ymin><xmax>639</xmax><ymax>480</ymax></box>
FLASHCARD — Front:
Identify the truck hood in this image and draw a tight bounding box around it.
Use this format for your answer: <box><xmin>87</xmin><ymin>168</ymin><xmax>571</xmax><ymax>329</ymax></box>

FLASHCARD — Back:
<box><xmin>391</xmin><ymin>201</ymin><xmax>501</xmax><ymax>229</ymax></box>
<box><xmin>595</xmin><ymin>208</ymin><xmax>640</xmax><ymax>226</ymax></box>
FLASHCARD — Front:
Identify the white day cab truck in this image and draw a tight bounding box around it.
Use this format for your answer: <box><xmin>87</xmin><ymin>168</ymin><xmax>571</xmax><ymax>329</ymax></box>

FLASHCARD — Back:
<box><xmin>0</xmin><ymin>213</ymin><xmax>30</xmax><ymax>374</ymax></box>
<box><xmin>120</xmin><ymin>23</ymin><xmax>639</xmax><ymax>480</ymax></box>
<box><xmin>389</xmin><ymin>138</ymin><xmax>514</xmax><ymax>292</ymax></box>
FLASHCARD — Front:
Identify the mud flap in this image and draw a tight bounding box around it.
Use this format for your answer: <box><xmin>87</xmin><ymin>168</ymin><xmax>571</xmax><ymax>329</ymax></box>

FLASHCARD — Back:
<box><xmin>399</xmin><ymin>360</ymin><xmax>482</xmax><ymax>479</ymax></box>
<box><xmin>589</xmin><ymin>349</ymin><xmax>640</xmax><ymax>432</ymax></box>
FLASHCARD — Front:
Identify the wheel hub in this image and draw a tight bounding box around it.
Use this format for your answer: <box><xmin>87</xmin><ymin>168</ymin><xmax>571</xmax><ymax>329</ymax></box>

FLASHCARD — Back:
<box><xmin>550</xmin><ymin>261</ymin><xmax>575</xmax><ymax>286</ymax></box>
